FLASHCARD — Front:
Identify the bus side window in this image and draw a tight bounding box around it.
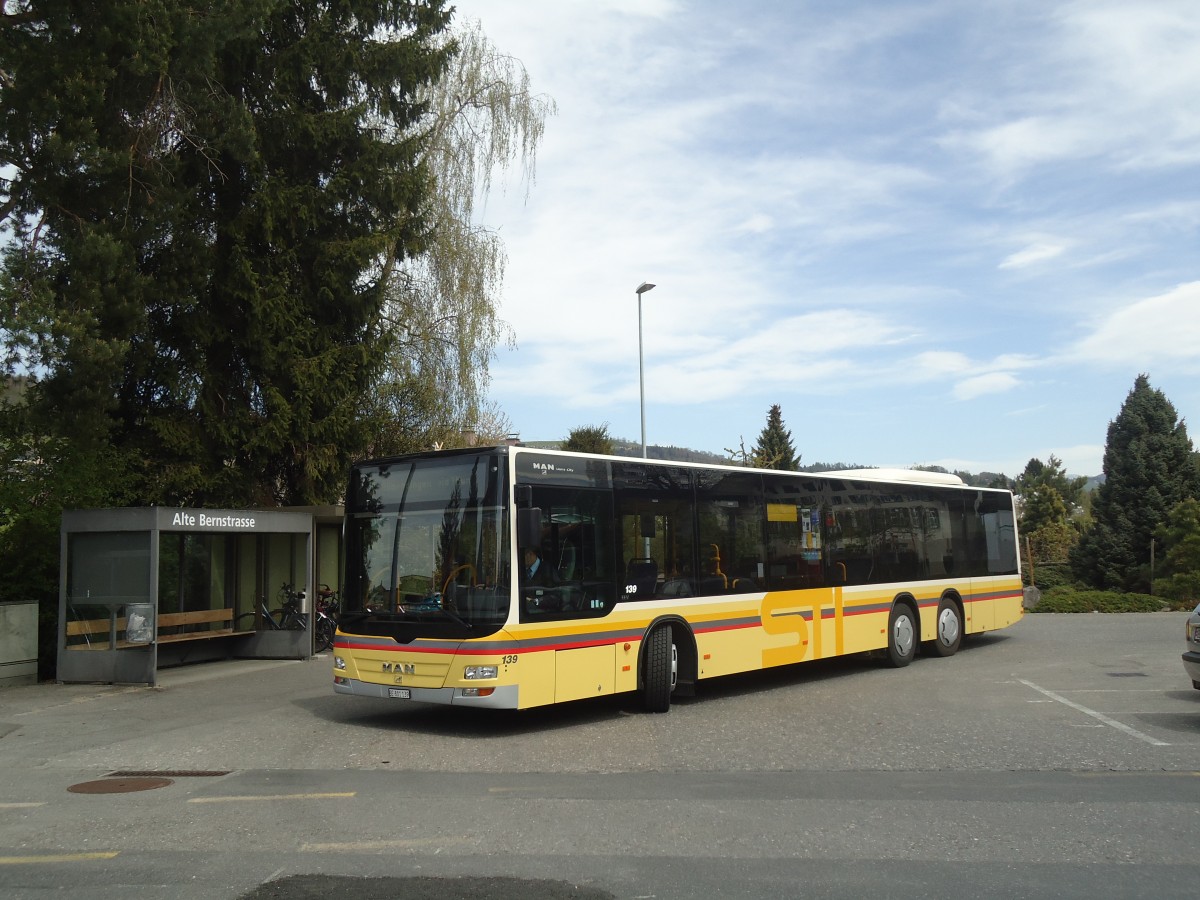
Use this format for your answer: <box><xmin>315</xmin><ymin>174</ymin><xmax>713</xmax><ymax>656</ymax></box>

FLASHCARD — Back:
<box><xmin>518</xmin><ymin>484</ymin><xmax>617</xmax><ymax>621</ymax></box>
<box><xmin>695</xmin><ymin>470</ymin><xmax>764</xmax><ymax>595</ymax></box>
<box><xmin>613</xmin><ymin>462</ymin><xmax>696</xmax><ymax>601</ymax></box>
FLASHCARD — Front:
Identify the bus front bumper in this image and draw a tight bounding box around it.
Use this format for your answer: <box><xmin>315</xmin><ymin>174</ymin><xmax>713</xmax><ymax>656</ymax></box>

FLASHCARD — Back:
<box><xmin>333</xmin><ymin>676</ymin><xmax>519</xmax><ymax>709</ymax></box>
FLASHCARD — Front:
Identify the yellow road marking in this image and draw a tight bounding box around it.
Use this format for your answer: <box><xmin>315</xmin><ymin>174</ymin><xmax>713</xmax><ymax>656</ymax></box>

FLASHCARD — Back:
<box><xmin>188</xmin><ymin>792</ymin><xmax>355</xmax><ymax>803</ymax></box>
<box><xmin>301</xmin><ymin>837</ymin><xmax>468</xmax><ymax>852</ymax></box>
<box><xmin>0</xmin><ymin>852</ymin><xmax>119</xmax><ymax>864</ymax></box>
<box><xmin>0</xmin><ymin>802</ymin><xmax>45</xmax><ymax>809</ymax></box>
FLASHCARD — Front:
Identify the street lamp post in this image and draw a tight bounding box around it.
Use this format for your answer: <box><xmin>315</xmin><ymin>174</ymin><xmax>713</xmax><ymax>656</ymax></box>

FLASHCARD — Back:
<box><xmin>635</xmin><ymin>281</ymin><xmax>656</xmax><ymax>458</ymax></box>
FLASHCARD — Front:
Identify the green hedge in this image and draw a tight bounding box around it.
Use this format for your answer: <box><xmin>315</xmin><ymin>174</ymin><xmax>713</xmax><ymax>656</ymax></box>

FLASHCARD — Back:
<box><xmin>1153</xmin><ymin>573</ymin><xmax>1200</xmax><ymax>606</ymax></box>
<box><xmin>1031</xmin><ymin>587</ymin><xmax>1168</xmax><ymax>613</ymax></box>
<box><xmin>1025</xmin><ymin>562</ymin><xmax>1074</xmax><ymax>591</ymax></box>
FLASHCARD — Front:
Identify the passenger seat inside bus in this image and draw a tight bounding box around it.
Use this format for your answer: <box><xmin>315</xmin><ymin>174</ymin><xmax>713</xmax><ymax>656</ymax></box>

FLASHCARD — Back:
<box><xmin>626</xmin><ymin>558</ymin><xmax>658</xmax><ymax>598</ymax></box>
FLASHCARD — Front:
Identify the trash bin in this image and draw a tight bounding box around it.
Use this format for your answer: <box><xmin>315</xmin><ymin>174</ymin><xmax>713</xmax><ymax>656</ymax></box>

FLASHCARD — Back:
<box><xmin>125</xmin><ymin>603</ymin><xmax>155</xmax><ymax>644</ymax></box>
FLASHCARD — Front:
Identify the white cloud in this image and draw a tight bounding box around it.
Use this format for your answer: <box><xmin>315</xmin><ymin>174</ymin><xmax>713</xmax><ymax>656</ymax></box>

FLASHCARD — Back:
<box><xmin>1071</xmin><ymin>281</ymin><xmax>1200</xmax><ymax>368</ymax></box>
<box><xmin>946</xmin><ymin>117</ymin><xmax>1099</xmax><ymax>177</ymax></box>
<box><xmin>1000</xmin><ymin>241</ymin><xmax>1067</xmax><ymax>270</ymax></box>
<box><xmin>906</xmin><ymin>351</ymin><xmax>1038</xmax><ymax>392</ymax></box>
<box><xmin>501</xmin><ymin>306</ymin><xmax>909</xmax><ymax>414</ymax></box>
<box><xmin>450</xmin><ymin>0</ymin><xmax>1199</xmax><ymax>476</ymax></box>
<box><xmin>936</xmin><ymin>1</ymin><xmax>1200</xmax><ymax>179</ymax></box>
<box><xmin>910</xmin><ymin>351</ymin><xmax>973</xmax><ymax>379</ymax></box>
<box><xmin>736</xmin><ymin>213</ymin><xmax>775</xmax><ymax>234</ymax></box>
<box><xmin>952</xmin><ymin>372</ymin><xmax>1022</xmax><ymax>401</ymax></box>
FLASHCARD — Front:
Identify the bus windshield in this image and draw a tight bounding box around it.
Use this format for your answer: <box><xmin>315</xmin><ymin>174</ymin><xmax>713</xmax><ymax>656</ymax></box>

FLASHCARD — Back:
<box><xmin>343</xmin><ymin>452</ymin><xmax>509</xmax><ymax>634</ymax></box>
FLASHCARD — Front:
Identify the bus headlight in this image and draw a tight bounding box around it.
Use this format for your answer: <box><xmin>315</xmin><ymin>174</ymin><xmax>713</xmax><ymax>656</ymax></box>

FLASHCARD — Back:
<box><xmin>464</xmin><ymin>665</ymin><xmax>497</xmax><ymax>680</ymax></box>
<box><xmin>334</xmin><ymin>656</ymin><xmax>346</xmax><ymax>670</ymax></box>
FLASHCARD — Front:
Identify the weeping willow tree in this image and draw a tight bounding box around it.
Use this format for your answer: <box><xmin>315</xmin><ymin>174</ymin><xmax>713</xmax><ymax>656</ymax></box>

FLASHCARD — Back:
<box><xmin>367</xmin><ymin>19</ymin><xmax>556</xmax><ymax>455</ymax></box>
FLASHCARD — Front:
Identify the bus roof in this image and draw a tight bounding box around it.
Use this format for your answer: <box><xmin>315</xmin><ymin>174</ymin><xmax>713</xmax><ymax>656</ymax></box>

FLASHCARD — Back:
<box><xmin>359</xmin><ymin>446</ymin><xmax>973</xmax><ymax>489</ymax></box>
<box><xmin>816</xmin><ymin>468</ymin><xmax>965</xmax><ymax>486</ymax></box>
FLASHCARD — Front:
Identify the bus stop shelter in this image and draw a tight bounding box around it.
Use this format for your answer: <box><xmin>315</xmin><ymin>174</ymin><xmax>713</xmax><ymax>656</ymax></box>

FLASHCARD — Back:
<box><xmin>58</xmin><ymin>507</ymin><xmax>337</xmax><ymax>686</ymax></box>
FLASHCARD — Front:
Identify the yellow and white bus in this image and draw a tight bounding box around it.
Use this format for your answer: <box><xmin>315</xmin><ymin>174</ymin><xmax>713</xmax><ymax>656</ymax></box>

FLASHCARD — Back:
<box><xmin>332</xmin><ymin>446</ymin><xmax>1023</xmax><ymax>712</ymax></box>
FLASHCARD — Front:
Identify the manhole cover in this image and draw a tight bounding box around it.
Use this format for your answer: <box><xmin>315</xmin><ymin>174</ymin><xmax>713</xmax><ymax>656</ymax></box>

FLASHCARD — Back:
<box><xmin>68</xmin><ymin>777</ymin><xmax>173</xmax><ymax>794</ymax></box>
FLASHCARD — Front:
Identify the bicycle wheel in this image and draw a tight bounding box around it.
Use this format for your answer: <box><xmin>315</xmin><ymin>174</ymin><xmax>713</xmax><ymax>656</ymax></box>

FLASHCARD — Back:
<box><xmin>315</xmin><ymin>617</ymin><xmax>335</xmax><ymax>652</ymax></box>
<box><xmin>276</xmin><ymin>610</ymin><xmax>307</xmax><ymax>631</ymax></box>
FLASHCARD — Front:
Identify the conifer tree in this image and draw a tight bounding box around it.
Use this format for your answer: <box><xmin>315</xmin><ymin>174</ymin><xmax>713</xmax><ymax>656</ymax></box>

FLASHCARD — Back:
<box><xmin>1154</xmin><ymin>498</ymin><xmax>1200</xmax><ymax>602</ymax></box>
<box><xmin>1022</xmin><ymin>484</ymin><xmax>1070</xmax><ymax>535</ymax></box>
<box><xmin>752</xmin><ymin>404</ymin><xmax>800</xmax><ymax>471</ymax></box>
<box><xmin>1015</xmin><ymin>456</ymin><xmax>1088</xmax><ymax>512</ymax></box>
<box><xmin>1</xmin><ymin>0</ymin><xmax>454</xmax><ymax>505</ymax></box>
<box><xmin>1070</xmin><ymin>375</ymin><xmax>1200</xmax><ymax>591</ymax></box>
<box><xmin>1021</xmin><ymin>485</ymin><xmax>1076</xmax><ymax>564</ymax></box>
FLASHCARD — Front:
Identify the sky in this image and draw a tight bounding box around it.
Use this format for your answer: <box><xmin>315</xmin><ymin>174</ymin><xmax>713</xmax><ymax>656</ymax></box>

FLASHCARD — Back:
<box><xmin>449</xmin><ymin>0</ymin><xmax>1200</xmax><ymax>478</ymax></box>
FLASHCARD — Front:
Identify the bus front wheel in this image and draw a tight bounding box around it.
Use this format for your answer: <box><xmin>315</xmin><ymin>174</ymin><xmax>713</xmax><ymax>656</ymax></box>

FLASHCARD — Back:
<box><xmin>886</xmin><ymin>603</ymin><xmax>917</xmax><ymax>668</ymax></box>
<box><xmin>643</xmin><ymin>626</ymin><xmax>677</xmax><ymax>712</ymax></box>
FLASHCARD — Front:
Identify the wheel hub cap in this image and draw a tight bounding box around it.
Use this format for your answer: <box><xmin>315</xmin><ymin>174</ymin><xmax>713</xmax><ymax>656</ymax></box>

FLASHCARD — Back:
<box><xmin>938</xmin><ymin>608</ymin><xmax>960</xmax><ymax>645</ymax></box>
<box><xmin>894</xmin><ymin>616</ymin><xmax>914</xmax><ymax>656</ymax></box>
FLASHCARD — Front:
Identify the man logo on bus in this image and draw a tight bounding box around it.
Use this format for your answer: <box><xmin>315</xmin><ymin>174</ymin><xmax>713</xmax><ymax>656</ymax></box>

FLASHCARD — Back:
<box><xmin>532</xmin><ymin>461</ymin><xmax>576</xmax><ymax>474</ymax></box>
<box><xmin>381</xmin><ymin>662</ymin><xmax>415</xmax><ymax>675</ymax></box>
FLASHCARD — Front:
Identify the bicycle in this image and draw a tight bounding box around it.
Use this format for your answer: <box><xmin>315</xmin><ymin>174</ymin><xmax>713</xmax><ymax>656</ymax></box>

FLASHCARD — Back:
<box><xmin>275</xmin><ymin>583</ymin><xmax>307</xmax><ymax>630</ymax></box>
<box><xmin>314</xmin><ymin>584</ymin><xmax>340</xmax><ymax>652</ymax></box>
<box><xmin>234</xmin><ymin>583</ymin><xmax>308</xmax><ymax>632</ymax></box>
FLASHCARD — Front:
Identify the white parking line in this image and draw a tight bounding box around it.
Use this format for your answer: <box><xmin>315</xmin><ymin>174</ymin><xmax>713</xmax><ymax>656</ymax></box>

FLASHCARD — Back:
<box><xmin>1018</xmin><ymin>679</ymin><xmax>1170</xmax><ymax>746</ymax></box>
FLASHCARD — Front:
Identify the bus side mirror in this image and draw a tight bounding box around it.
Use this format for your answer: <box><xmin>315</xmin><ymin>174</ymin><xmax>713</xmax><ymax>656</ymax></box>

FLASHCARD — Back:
<box><xmin>517</xmin><ymin>507</ymin><xmax>543</xmax><ymax>549</ymax></box>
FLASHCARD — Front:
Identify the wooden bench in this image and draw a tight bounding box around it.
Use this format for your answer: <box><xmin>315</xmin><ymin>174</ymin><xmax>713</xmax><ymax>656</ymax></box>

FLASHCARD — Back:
<box><xmin>66</xmin><ymin>608</ymin><xmax>239</xmax><ymax>648</ymax></box>
<box><xmin>157</xmin><ymin>608</ymin><xmax>236</xmax><ymax>643</ymax></box>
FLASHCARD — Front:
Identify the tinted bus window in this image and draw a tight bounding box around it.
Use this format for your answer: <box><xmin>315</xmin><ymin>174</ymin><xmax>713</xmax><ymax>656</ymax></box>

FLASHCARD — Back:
<box><xmin>873</xmin><ymin>489</ymin><xmax>931</xmax><ymax>583</ymax></box>
<box><xmin>764</xmin><ymin>474</ymin><xmax>829</xmax><ymax>590</ymax></box>
<box><xmin>520</xmin><ymin>485</ymin><xmax>617</xmax><ymax>620</ymax></box>
<box><xmin>973</xmin><ymin>491</ymin><xmax>1018</xmax><ymax>575</ymax></box>
<box><xmin>695</xmin><ymin>471</ymin><xmax>765</xmax><ymax>595</ymax></box>
<box><xmin>825</xmin><ymin>481</ymin><xmax>881</xmax><ymax>586</ymax></box>
<box><xmin>612</xmin><ymin>462</ymin><xmax>696</xmax><ymax>600</ymax></box>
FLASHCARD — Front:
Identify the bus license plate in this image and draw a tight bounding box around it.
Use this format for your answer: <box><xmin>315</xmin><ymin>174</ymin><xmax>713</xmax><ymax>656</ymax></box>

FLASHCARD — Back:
<box><xmin>388</xmin><ymin>687</ymin><xmax>411</xmax><ymax>700</ymax></box>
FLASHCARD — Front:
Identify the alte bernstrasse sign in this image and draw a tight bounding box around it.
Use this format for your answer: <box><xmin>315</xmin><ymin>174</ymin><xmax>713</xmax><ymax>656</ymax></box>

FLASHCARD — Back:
<box><xmin>170</xmin><ymin>510</ymin><xmax>258</xmax><ymax>529</ymax></box>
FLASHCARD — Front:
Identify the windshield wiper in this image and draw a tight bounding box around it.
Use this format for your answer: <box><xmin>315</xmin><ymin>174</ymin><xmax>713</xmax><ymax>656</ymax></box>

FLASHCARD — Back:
<box><xmin>432</xmin><ymin>605</ymin><xmax>472</xmax><ymax>629</ymax></box>
<box><xmin>398</xmin><ymin>596</ymin><xmax>471</xmax><ymax>629</ymax></box>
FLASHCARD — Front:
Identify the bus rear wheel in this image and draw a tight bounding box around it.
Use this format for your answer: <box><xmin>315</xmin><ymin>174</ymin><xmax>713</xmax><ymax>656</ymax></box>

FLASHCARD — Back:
<box><xmin>925</xmin><ymin>598</ymin><xmax>963</xmax><ymax>658</ymax></box>
<box><xmin>642</xmin><ymin>626</ymin><xmax>677</xmax><ymax>713</ymax></box>
<box><xmin>886</xmin><ymin>602</ymin><xmax>917</xmax><ymax>668</ymax></box>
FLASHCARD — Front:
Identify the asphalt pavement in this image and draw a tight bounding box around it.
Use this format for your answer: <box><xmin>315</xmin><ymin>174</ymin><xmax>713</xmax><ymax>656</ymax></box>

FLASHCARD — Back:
<box><xmin>2</xmin><ymin>612</ymin><xmax>1199</xmax><ymax>899</ymax></box>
